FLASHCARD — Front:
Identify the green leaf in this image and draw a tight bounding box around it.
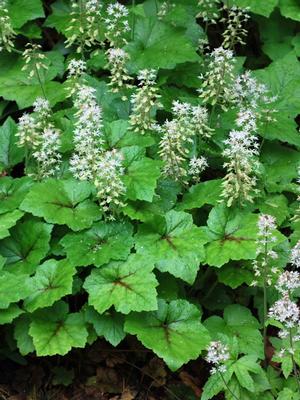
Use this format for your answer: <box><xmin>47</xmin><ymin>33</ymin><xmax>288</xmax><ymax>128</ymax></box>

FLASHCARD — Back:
<box><xmin>277</xmin><ymin>388</ymin><xmax>300</xmax><ymax>400</ymax></box>
<box><xmin>280</xmin><ymin>0</ymin><xmax>300</xmax><ymax>21</ymax></box>
<box><xmin>0</xmin><ymin>117</ymin><xmax>24</xmax><ymax>172</ymax></box>
<box><xmin>8</xmin><ymin>0</ymin><xmax>45</xmax><ymax>29</ymax></box>
<box><xmin>20</xmin><ymin>179</ymin><xmax>100</xmax><ymax>231</ymax></box>
<box><xmin>229</xmin><ymin>0</ymin><xmax>278</xmax><ymax>17</ymax></box>
<box><xmin>176</xmin><ymin>179</ymin><xmax>222</xmax><ymax>210</ymax></box>
<box><xmin>125</xmin><ymin>299</ymin><xmax>210</xmax><ymax>371</ymax></box>
<box><xmin>0</xmin><ymin>210</ymin><xmax>24</xmax><ymax>240</ymax></box>
<box><xmin>0</xmin><ymin>271</ymin><xmax>32</xmax><ymax>308</ymax></box>
<box><xmin>257</xmin><ymin>194</ymin><xmax>290</xmax><ymax>225</ymax></box>
<box><xmin>60</xmin><ymin>221</ymin><xmax>134</xmax><ymax>267</ymax></box>
<box><xmin>204</xmin><ymin>305</ymin><xmax>264</xmax><ymax>359</ymax></box>
<box><xmin>203</xmin><ymin>204</ymin><xmax>258</xmax><ymax>267</ymax></box>
<box><xmin>14</xmin><ymin>315</ymin><xmax>35</xmax><ymax>355</ymax></box>
<box><xmin>124</xmin><ymin>157</ymin><xmax>161</xmax><ymax>202</ymax></box>
<box><xmin>29</xmin><ymin>301</ymin><xmax>88</xmax><ymax>356</ymax></box>
<box><xmin>0</xmin><ymin>304</ymin><xmax>23</xmax><ymax>324</ymax></box>
<box><xmin>0</xmin><ymin>177</ymin><xmax>33</xmax><ymax>214</ymax></box>
<box><xmin>83</xmin><ymin>254</ymin><xmax>158</xmax><ymax>314</ymax></box>
<box><xmin>0</xmin><ymin>219</ymin><xmax>52</xmax><ymax>275</ymax></box>
<box><xmin>217</xmin><ymin>264</ymin><xmax>253</xmax><ymax>289</ymax></box>
<box><xmin>201</xmin><ymin>371</ymin><xmax>228</xmax><ymax>400</ymax></box>
<box><xmin>85</xmin><ymin>307</ymin><xmax>125</xmax><ymax>346</ymax></box>
<box><xmin>24</xmin><ymin>259</ymin><xmax>76</xmax><ymax>312</ymax></box>
<box><xmin>135</xmin><ymin>210</ymin><xmax>209</xmax><ymax>283</ymax></box>
<box><xmin>126</xmin><ymin>17</ymin><xmax>199</xmax><ymax>72</ymax></box>
<box><xmin>233</xmin><ymin>355</ymin><xmax>261</xmax><ymax>392</ymax></box>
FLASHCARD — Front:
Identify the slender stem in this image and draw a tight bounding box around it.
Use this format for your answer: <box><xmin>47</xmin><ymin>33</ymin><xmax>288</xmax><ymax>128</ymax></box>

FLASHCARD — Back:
<box><xmin>154</xmin><ymin>0</ymin><xmax>159</xmax><ymax>13</ymax></box>
<box><xmin>289</xmin><ymin>328</ymin><xmax>300</xmax><ymax>393</ymax></box>
<box><xmin>219</xmin><ymin>370</ymin><xmax>239</xmax><ymax>400</ymax></box>
<box><xmin>24</xmin><ymin>146</ymin><xmax>29</xmax><ymax>175</ymax></box>
<box><xmin>262</xmin><ymin>241</ymin><xmax>268</xmax><ymax>367</ymax></box>
<box><xmin>34</xmin><ymin>63</ymin><xmax>47</xmax><ymax>100</ymax></box>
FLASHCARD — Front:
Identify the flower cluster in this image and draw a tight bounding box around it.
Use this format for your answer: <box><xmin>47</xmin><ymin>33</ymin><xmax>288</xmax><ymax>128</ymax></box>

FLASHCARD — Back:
<box><xmin>206</xmin><ymin>341</ymin><xmax>230</xmax><ymax>375</ymax></box>
<box><xmin>94</xmin><ymin>149</ymin><xmax>126</xmax><ymax>218</ymax></box>
<box><xmin>222</xmin><ymin>5</ymin><xmax>250</xmax><ymax>49</ymax></box>
<box><xmin>106</xmin><ymin>48</ymin><xmax>132</xmax><ymax>95</ymax></box>
<box><xmin>189</xmin><ymin>156</ymin><xmax>208</xmax><ymax>182</ymax></box>
<box><xmin>104</xmin><ymin>2</ymin><xmax>130</xmax><ymax>46</ymax></box>
<box><xmin>221</xmin><ymin>108</ymin><xmax>260</xmax><ymax>207</ymax></box>
<box><xmin>0</xmin><ymin>0</ymin><xmax>15</xmax><ymax>52</ymax></box>
<box><xmin>69</xmin><ymin>85</ymin><xmax>104</xmax><ymax>181</ymax></box>
<box><xmin>16</xmin><ymin>97</ymin><xmax>61</xmax><ymax>178</ymax></box>
<box><xmin>291</xmin><ymin>240</ymin><xmax>300</xmax><ymax>268</ymax></box>
<box><xmin>199</xmin><ymin>47</ymin><xmax>235</xmax><ymax>110</ymax></box>
<box><xmin>197</xmin><ymin>0</ymin><xmax>220</xmax><ymax>24</ymax></box>
<box><xmin>157</xmin><ymin>101</ymin><xmax>210</xmax><ymax>181</ymax></box>
<box><xmin>65</xmin><ymin>0</ymin><xmax>102</xmax><ymax>53</ymax></box>
<box><xmin>66</xmin><ymin>59</ymin><xmax>87</xmax><ymax>95</ymax></box>
<box><xmin>251</xmin><ymin>214</ymin><xmax>278</xmax><ymax>287</ymax></box>
<box><xmin>130</xmin><ymin>69</ymin><xmax>161</xmax><ymax>134</ymax></box>
<box><xmin>22</xmin><ymin>43</ymin><xmax>49</xmax><ymax>79</ymax></box>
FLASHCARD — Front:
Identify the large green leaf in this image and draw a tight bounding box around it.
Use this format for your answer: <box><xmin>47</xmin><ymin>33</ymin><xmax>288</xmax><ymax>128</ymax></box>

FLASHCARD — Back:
<box><xmin>85</xmin><ymin>307</ymin><xmax>125</xmax><ymax>346</ymax></box>
<box><xmin>124</xmin><ymin>157</ymin><xmax>162</xmax><ymax>202</ymax></box>
<box><xmin>135</xmin><ymin>210</ymin><xmax>209</xmax><ymax>283</ymax></box>
<box><xmin>14</xmin><ymin>315</ymin><xmax>35</xmax><ymax>355</ymax></box>
<box><xmin>83</xmin><ymin>254</ymin><xmax>158</xmax><ymax>314</ymax></box>
<box><xmin>204</xmin><ymin>304</ymin><xmax>264</xmax><ymax>359</ymax></box>
<box><xmin>126</xmin><ymin>17</ymin><xmax>199</xmax><ymax>72</ymax></box>
<box><xmin>0</xmin><ymin>177</ymin><xmax>33</xmax><ymax>214</ymax></box>
<box><xmin>125</xmin><ymin>299</ymin><xmax>210</xmax><ymax>371</ymax></box>
<box><xmin>0</xmin><ymin>210</ymin><xmax>24</xmax><ymax>240</ymax></box>
<box><xmin>203</xmin><ymin>204</ymin><xmax>258</xmax><ymax>267</ymax></box>
<box><xmin>60</xmin><ymin>221</ymin><xmax>134</xmax><ymax>267</ymax></box>
<box><xmin>20</xmin><ymin>179</ymin><xmax>100</xmax><ymax>231</ymax></box>
<box><xmin>24</xmin><ymin>259</ymin><xmax>76</xmax><ymax>312</ymax></box>
<box><xmin>29</xmin><ymin>301</ymin><xmax>88</xmax><ymax>356</ymax></box>
<box><xmin>8</xmin><ymin>0</ymin><xmax>44</xmax><ymax>28</ymax></box>
<box><xmin>0</xmin><ymin>271</ymin><xmax>32</xmax><ymax>308</ymax></box>
<box><xmin>0</xmin><ymin>219</ymin><xmax>52</xmax><ymax>275</ymax></box>
<box><xmin>0</xmin><ymin>117</ymin><xmax>24</xmax><ymax>173</ymax></box>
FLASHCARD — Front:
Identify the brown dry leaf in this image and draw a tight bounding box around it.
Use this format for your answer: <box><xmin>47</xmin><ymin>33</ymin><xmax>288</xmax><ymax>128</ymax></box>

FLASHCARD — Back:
<box><xmin>142</xmin><ymin>358</ymin><xmax>167</xmax><ymax>388</ymax></box>
<box><xmin>105</xmin><ymin>353</ymin><xmax>126</xmax><ymax>368</ymax></box>
<box><xmin>120</xmin><ymin>388</ymin><xmax>137</xmax><ymax>400</ymax></box>
<box><xmin>95</xmin><ymin>367</ymin><xmax>122</xmax><ymax>394</ymax></box>
<box><xmin>179</xmin><ymin>371</ymin><xmax>202</xmax><ymax>397</ymax></box>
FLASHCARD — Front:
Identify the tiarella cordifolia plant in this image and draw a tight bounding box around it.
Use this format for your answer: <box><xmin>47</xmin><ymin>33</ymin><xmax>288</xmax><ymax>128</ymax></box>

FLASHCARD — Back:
<box><xmin>221</xmin><ymin>5</ymin><xmax>250</xmax><ymax>49</ymax></box>
<box><xmin>199</xmin><ymin>46</ymin><xmax>236</xmax><ymax>110</ymax></box>
<box><xmin>65</xmin><ymin>0</ymin><xmax>102</xmax><ymax>53</ymax></box>
<box><xmin>130</xmin><ymin>69</ymin><xmax>161</xmax><ymax>134</ymax></box>
<box><xmin>106</xmin><ymin>48</ymin><xmax>132</xmax><ymax>95</ymax></box>
<box><xmin>1</xmin><ymin>1</ymin><xmax>300</xmax><ymax>398</ymax></box>
<box><xmin>0</xmin><ymin>0</ymin><xmax>15</xmax><ymax>52</ymax></box>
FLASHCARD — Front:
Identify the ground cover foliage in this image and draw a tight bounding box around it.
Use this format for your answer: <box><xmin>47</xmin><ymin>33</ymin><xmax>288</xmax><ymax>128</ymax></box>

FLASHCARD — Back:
<box><xmin>1</xmin><ymin>0</ymin><xmax>300</xmax><ymax>398</ymax></box>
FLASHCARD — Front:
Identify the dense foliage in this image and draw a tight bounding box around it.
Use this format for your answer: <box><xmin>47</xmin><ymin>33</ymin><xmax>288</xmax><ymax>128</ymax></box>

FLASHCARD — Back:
<box><xmin>1</xmin><ymin>0</ymin><xmax>300</xmax><ymax>398</ymax></box>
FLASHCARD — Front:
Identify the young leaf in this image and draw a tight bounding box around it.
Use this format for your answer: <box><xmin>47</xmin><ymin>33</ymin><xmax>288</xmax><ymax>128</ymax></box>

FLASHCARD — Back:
<box><xmin>60</xmin><ymin>221</ymin><xmax>134</xmax><ymax>267</ymax></box>
<box><xmin>135</xmin><ymin>210</ymin><xmax>210</xmax><ymax>283</ymax></box>
<box><xmin>0</xmin><ymin>210</ymin><xmax>24</xmax><ymax>240</ymax></box>
<box><xmin>85</xmin><ymin>307</ymin><xmax>125</xmax><ymax>346</ymax></box>
<box><xmin>0</xmin><ymin>219</ymin><xmax>52</xmax><ymax>275</ymax></box>
<box><xmin>0</xmin><ymin>117</ymin><xmax>24</xmax><ymax>172</ymax></box>
<box><xmin>83</xmin><ymin>254</ymin><xmax>158</xmax><ymax>314</ymax></box>
<box><xmin>125</xmin><ymin>299</ymin><xmax>210</xmax><ymax>371</ymax></box>
<box><xmin>29</xmin><ymin>301</ymin><xmax>88</xmax><ymax>356</ymax></box>
<box><xmin>20</xmin><ymin>179</ymin><xmax>100</xmax><ymax>231</ymax></box>
<box><xmin>24</xmin><ymin>259</ymin><xmax>76</xmax><ymax>312</ymax></box>
<box><xmin>203</xmin><ymin>204</ymin><xmax>258</xmax><ymax>267</ymax></box>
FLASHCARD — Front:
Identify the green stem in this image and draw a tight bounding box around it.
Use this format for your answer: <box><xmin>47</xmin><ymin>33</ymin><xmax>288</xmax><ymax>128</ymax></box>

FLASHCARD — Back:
<box><xmin>34</xmin><ymin>63</ymin><xmax>47</xmax><ymax>100</ymax></box>
<box><xmin>289</xmin><ymin>328</ymin><xmax>300</xmax><ymax>393</ymax></box>
<box><xmin>219</xmin><ymin>370</ymin><xmax>239</xmax><ymax>400</ymax></box>
<box><xmin>154</xmin><ymin>0</ymin><xmax>159</xmax><ymax>13</ymax></box>
<box><xmin>262</xmin><ymin>241</ymin><xmax>268</xmax><ymax>368</ymax></box>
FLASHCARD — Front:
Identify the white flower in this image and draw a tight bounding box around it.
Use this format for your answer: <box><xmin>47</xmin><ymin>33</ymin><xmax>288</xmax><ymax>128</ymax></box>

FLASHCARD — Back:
<box><xmin>16</xmin><ymin>114</ymin><xmax>40</xmax><ymax>147</ymax></box>
<box><xmin>291</xmin><ymin>241</ymin><xmax>300</xmax><ymax>268</ymax></box>
<box><xmin>22</xmin><ymin>43</ymin><xmax>48</xmax><ymax>79</ymax></box>
<box><xmin>67</xmin><ymin>59</ymin><xmax>87</xmax><ymax>78</ymax></box>
<box><xmin>269</xmin><ymin>294</ymin><xmax>299</xmax><ymax>328</ymax></box>
<box><xmin>189</xmin><ymin>156</ymin><xmax>208</xmax><ymax>181</ymax></box>
<box><xmin>33</xmin><ymin>97</ymin><xmax>51</xmax><ymax>117</ymax></box>
<box><xmin>106</xmin><ymin>48</ymin><xmax>132</xmax><ymax>93</ymax></box>
<box><xmin>206</xmin><ymin>341</ymin><xmax>230</xmax><ymax>375</ymax></box>
<box><xmin>222</xmin><ymin>5</ymin><xmax>250</xmax><ymax>49</ymax></box>
<box><xmin>197</xmin><ymin>0</ymin><xmax>220</xmax><ymax>24</ymax></box>
<box><xmin>0</xmin><ymin>1</ymin><xmax>15</xmax><ymax>52</ymax></box>
<box><xmin>276</xmin><ymin>271</ymin><xmax>300</xmax><ymax>294</ymax></box>
<box><xmin>105</xmin><ymin>2</ymin><xmax>130</xmax><ymax>46</ymax></box>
